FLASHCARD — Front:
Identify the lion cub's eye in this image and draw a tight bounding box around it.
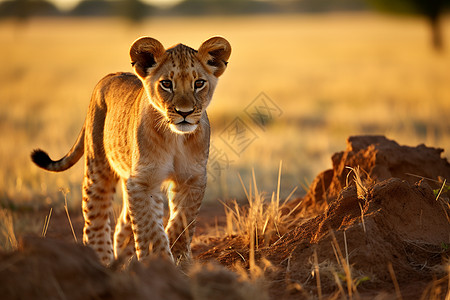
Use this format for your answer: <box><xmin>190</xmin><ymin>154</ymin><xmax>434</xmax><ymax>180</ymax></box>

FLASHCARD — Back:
<box><xmin>160</xmin><ymin>80</ymin><xmax>173</xmax><ymax>91</ymax></box>
<box><xmin>194</xmin><ymin>80</ymin><xmax>206</xmax><ymax>90</ymax></box>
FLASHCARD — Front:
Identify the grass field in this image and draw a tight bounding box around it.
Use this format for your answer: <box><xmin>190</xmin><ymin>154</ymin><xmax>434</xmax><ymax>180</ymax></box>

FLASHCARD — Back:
<box><xmin>1</xmin><ymin>13</ymin><xmax>450</xmax><ymax>210</ymax></box>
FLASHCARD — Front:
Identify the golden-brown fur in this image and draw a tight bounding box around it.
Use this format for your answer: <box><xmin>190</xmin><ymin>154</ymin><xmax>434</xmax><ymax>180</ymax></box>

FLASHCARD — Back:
<box><xmin>31</xmin><ymin>37</ymin><xmax>231</xmax><ymax>265</ymax></box>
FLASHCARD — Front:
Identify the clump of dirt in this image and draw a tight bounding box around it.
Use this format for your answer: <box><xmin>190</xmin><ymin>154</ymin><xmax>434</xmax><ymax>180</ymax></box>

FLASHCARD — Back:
<box><xmin>300</xmin><ymin>135</ymin><xmax>450</xmax><ymax>208</ymax></box>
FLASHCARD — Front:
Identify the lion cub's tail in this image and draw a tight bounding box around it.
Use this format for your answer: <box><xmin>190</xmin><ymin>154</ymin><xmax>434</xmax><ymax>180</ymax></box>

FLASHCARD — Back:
<box><xmin>31</xmin><ymin>125</ymin><xmax>85</xmax><ymax>172</ymax></box>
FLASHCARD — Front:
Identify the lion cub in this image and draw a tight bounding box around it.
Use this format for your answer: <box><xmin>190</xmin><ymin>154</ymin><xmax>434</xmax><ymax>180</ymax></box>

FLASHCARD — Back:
<box><xmin>31</xmin><ymin>37</ymin><xmax>231</xmax><ymax>265</ymax></box>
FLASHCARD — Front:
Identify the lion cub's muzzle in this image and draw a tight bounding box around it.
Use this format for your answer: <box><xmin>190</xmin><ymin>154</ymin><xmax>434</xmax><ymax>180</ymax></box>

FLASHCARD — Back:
<box><xmin>168</xmin><ymin>107</ymin><xmax>200</xmax><ymax>134</ymax></box>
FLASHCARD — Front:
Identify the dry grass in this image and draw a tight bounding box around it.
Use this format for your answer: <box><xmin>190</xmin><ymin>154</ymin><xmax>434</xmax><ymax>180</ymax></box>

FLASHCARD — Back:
<box><xmin>221</xmin><ymin>162</ymin><xmax>300</xmax><ymax>248</ymax></box>
<box><xmin>0</xmin><ymin>209</ymin><xmax>18</xmax><ymax>251</ymax></box>
<box><xmin>328</xmin><ymin>230</ymin><xmax>368</xmax><ymax>299</ymax></box>
<box><xmin>286</xmin><ymin>229</ymin><xmax>374</xmax><ymax>299</ymax></box>
<box><xmin>419</xmin><ymin>270</ymin><xmax>450</xmax><ymax>300</ymax></box>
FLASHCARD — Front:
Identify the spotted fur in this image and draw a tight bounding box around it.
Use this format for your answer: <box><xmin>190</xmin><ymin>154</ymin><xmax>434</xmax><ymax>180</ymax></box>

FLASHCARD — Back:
<box><xmin>31</xmin><ymin>37</ymin><xmax>231</xmax><ymax>265</ymax></box>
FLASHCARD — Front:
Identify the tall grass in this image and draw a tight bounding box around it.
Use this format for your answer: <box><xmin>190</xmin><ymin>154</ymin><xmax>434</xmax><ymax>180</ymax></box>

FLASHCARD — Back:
<box><xmin>0</xmin><ymin>209</ymin><xmax>18</xmax><ymax>251</ymax></box>
<box><xmin>222</xmin><ymin>162</ymin><xmax>300</xmax><ymax>251</ymax></box>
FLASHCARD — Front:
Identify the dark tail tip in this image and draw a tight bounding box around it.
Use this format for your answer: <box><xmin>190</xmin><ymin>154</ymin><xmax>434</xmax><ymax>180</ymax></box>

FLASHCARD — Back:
<box><xmin>31</xmin><ymin>149</ymin><xmax>53</xmax><ymax>170</ymax></box>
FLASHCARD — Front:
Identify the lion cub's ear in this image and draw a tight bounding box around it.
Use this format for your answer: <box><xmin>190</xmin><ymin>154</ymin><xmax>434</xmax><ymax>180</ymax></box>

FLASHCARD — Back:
<box><xmin>130</xmin><ymin>37</ymin><xmax>166</xmax><ymax>78</ymax></box>
<box><xmin>197</xmin><ymin>37</ymin><xmax>231</xmax><ymax>77</ymax></box>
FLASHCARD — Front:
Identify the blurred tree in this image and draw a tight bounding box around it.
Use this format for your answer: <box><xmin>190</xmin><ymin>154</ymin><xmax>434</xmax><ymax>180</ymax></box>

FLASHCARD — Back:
<box><xmin>171</xmin><ymin>0</ymin><xmax>279</xmax><ymax>15</ymax></box>
<box><xmin>289</xmin><ymin>0</ymin><xmax>367</xmax><ymax>13</ymax></box>
<box><xmin>116</xmin><ymin>0</ymin><xmax>152</xmax><ymax>23</ymax></box>
<box><xmin>70</xmin><ymin>0</ymin><xmax>152</xmax><ymax>21</ymax></box>
<box><xmin>13</xmin><ymin>0</ymin><xmax>30</xmax><ymax>21</ymax></box>
<box><xmin>366</xmin><ymin>0</ymin><xmax>450</xmax><ymax>51</ymax></box>
<box><xmin>0</xmin><ymin>0</ymin><xmax>60</xmax><ymax>20</ymax></box>
<box><xmin>70</xmin><ymin>0</ymin><xmax>114</xmax><ymax>17</ymax></box>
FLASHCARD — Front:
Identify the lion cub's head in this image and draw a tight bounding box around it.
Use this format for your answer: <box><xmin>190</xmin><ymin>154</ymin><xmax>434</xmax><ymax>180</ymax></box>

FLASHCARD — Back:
<box><xmin>130</xmin><ymin>36</ymin><xmax>231</xmax><ymax>134</ymax></box>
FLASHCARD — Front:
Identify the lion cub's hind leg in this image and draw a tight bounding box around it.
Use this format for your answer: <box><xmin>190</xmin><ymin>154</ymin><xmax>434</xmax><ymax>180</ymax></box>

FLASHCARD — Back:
<box><xmin>82</xmin><ymin>158</ymin><xmax>118</xmax><ymax>265</ymax></box>
<box><xmin>113</xmin><ymin>179</ymin><xmax>136</xmax><ymax>262</ymax></box>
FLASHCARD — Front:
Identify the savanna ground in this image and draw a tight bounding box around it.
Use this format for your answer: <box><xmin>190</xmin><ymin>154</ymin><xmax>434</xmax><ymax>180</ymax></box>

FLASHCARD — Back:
<box><xmin>0</xmin><ymin>13</ymin><xmax>450</xmax><ymax>299</ymax></box>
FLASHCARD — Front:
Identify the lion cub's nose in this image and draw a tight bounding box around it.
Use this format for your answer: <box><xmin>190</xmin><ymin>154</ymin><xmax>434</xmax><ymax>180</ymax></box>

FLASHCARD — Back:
<box><xmin>175</xmin><ymin>107</ymin><xmax>195</xmax><ymax>118</ymax></box>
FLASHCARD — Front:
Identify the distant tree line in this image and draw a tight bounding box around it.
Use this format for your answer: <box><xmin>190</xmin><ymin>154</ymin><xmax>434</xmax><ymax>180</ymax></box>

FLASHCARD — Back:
<box><xmin>0</xmin><ymin>0</ymin><xmax>154</xmax><ymax>22</ymax></box>
<box><xmin>0</xmin><ymin>0</ymin><xmax>369</xmax><ymax>20</ymax></box>
<box><xmin>1</xmin><ymin>0</ymin><xmax>448</xmax><ymax>49</ymax></box>
<box><xmin>2</xmin><ymin>0</ymin><xmax>448</xmax><ymax>19</ymax></box>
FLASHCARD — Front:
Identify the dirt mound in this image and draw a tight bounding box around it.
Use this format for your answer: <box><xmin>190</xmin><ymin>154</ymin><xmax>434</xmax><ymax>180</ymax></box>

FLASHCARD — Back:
<box><xmin>198</xmin><ymin>136</ymin><xmax>450</xmax><ymax>298</ymax></box>
<box><xmin>278</xmin><ymin>178</ymin><xmax>449</xmax><ymax>295</ymax></box>
<box><xmin>0</xmin><ymin>237</ymin><xmax>265</xmax><ymax>300</ymax></box>
<box><xmin>271</xmin><ymin>136</ymin><xmax>450</xmax><ymax>297</ymax></box>
<box><xmin>0</xmin><ymin>237</ymin><xmax>192</xmax><ymax>300</ymax></box>
<box><xmin>301</xmin><ymin>135</ymin><xmax>450</xmax><ymax>208</ymax></box>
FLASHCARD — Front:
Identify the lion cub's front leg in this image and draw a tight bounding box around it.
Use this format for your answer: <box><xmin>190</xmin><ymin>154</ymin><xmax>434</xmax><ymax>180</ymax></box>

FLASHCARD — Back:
<box><xmin>165</xmin><ymin>179</ymin><xmax>205</xmax><ymax>264</ymax></box>
<box><xmin>165</xmin><ymin>156</ymin><xmax>207</xmax><ymax>264</ymax></box>
<box><xmin>126</xmin><ymin>169</ymin><xmax>173</xmax><ymax>261</ymax></box>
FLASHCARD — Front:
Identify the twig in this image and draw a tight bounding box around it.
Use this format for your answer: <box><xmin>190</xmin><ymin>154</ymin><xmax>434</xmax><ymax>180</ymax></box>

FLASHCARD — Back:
<box><xmin>313</xmin><ymin>248</ymin><xmax>322</xmax><ymax>300</ymax></box>
<box><xmin>388</xmin><ymin>262</ymin><xmax>403</xmax><ymax>300</ymax></box>
<box><xmin>435</xmin><ymin>179</ymin><xmax>447</xmax><ymax>201</ymax></box>
<box><xmin>42</xmin><ymin>207</ymin><xmax>52</xmax><ymax>237</ymax></box>
<box><xmin>62</xmin><ymin>190</ymin><xmax>77</xmax><ymax>243</ymax></box>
